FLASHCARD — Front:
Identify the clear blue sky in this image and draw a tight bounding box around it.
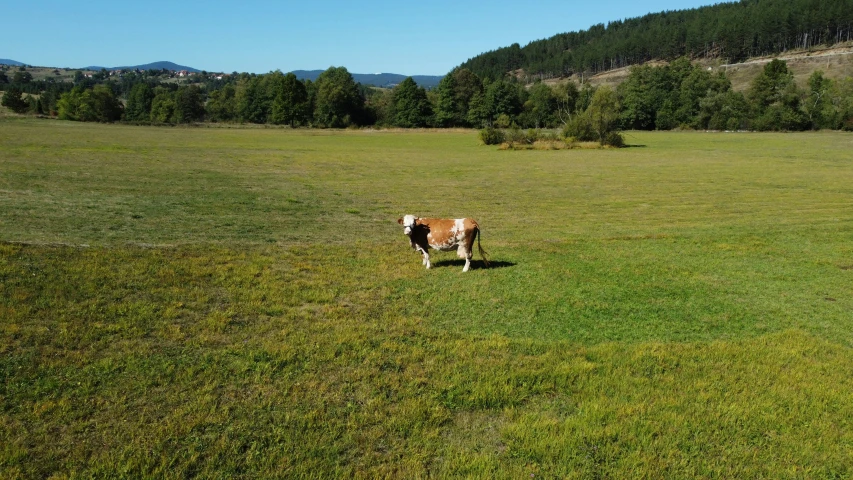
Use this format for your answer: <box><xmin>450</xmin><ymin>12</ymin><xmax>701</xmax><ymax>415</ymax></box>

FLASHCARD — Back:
<box><xmin>6</xmin><ymin>0</ymin><xmax>730</xmax><ymax>75</ymax></box>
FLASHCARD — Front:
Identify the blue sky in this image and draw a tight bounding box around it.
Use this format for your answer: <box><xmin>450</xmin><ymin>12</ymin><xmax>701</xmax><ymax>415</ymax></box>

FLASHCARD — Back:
<box><xmin>6</xmin><ymin>0</ymin><xmax>730</xmax><ymax>75</ymax></box>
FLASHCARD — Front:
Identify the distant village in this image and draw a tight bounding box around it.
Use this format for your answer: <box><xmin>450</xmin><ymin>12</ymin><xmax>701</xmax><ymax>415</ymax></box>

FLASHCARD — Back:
<box><xmin>85</xmin><ymin>69</ymin><xmax>230</xmax><ymax>80</ymax></box>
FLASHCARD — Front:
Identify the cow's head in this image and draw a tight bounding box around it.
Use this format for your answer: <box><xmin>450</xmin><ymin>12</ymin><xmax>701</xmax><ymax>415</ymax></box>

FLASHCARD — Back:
<box><xmin>398</xmin><ymin>215</ymin><xmax>417</xmax><ymax>235</ymax></box>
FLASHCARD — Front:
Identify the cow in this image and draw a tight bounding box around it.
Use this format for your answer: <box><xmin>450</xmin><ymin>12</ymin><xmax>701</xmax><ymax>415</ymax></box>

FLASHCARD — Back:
<box><xmin>398</xmin><ymin>215</ymin><xmax>489</xmax><ymax>272</ymax></box>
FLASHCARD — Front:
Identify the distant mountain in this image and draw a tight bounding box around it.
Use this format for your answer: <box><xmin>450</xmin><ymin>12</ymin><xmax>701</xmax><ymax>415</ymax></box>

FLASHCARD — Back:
<box><xmin>82</xmin><ymin>61</ymin><xmax>201</xmax><ymax>72</ymax></box>
<box><xmin>292</xmin><ymin>70</ymin><xmax>444</xmax><ymax>88</ymax></box>
<box><xmin>0</xmin><ymin>59</ymin><xmax>25</xmax><ymax>66</ymax></box>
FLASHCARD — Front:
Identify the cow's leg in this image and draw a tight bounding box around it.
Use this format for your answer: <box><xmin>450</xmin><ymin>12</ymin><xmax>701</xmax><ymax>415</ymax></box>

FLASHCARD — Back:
<box><xmin>415</xmin><ymin>246</ymin><xmax>430</xmax><ymax>268</ymax></box>
<box><xmin>460</xmin><ymin>246</ymin><xmax>473</xmax><ymax>272</ymax></box>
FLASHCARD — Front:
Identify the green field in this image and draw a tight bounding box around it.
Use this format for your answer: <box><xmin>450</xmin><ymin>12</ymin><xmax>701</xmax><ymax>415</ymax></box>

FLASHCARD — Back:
<box><xmin>2</xmin><ymin>119</ymin><xmax>852</xmax><ymax>478</ymax></box>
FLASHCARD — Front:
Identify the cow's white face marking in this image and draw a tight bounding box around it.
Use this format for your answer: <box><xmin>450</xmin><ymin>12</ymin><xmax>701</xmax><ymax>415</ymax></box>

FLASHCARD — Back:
<box><xmin>402</xmin><ymin>215</ymin><xmax>416</xmax><ymax>235</ymax></box>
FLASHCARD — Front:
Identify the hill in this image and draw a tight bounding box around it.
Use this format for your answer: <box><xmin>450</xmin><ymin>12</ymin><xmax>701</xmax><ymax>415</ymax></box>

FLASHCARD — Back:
<box><xmin>292</xmin><ymin>70</ymin><xmax>443</xmax><ymax>88</ymax></box>
<box><xmin>551</xmin><ymin>44</ymin><xmax>853</xmax><ymax>92</ymax></box>
<box><xmin>0</xmin><ymin>59</ymin><xmax>25</xmax><ymax>66</ymax></box>
<box><xmin>82</xmin><ymin>61</ymin><xmax>201</xmax><ymax>72</ymax></box>
<box><xmin>457</xmin><ymin>0</ymin><xmax>853</xmax><ymax>81</ymax></box>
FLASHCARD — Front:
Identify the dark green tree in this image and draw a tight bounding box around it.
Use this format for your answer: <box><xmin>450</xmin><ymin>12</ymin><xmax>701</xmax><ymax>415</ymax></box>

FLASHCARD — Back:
<box><xmin>523</xmin><ymin>82</ymin><xmax>558</xmax><ymax>128</ymax></box>
<box><xmin>484</xmin><ymin>80</ymin><xmax>522</xmax><ymax>124</ymax></box>
<box><xmin>236</xmin><ymin>75</ymin><xmax>269</xmax><ymax>123</ymax></box>
<box><xmin>696</xmin><ymin>90</ymin><xmax>750</xmax><ymax>130</ymax></box>
<box><xmin>451</xmin><ymin>69</ymin><xmax>483</xmax><ymax>126</ymax></box>
<box><xmin>270</xmin><ymin>72</ymin><xmax>309</xmax><ymax>126</ymax></box>
<box><xmin>466</xmin><ymin>91</ymin><xmax>489</xmax><ymax>128</ymax></box>
<box><xmin>206</xmin><ymin>84</ymin><xmax>237</xmax><ymax>122</ymax></box>
<box><xmin>313</xmin><ymin>67</ymin><xmax>364</xmax><ymax>128</ymax></box>
<box><xmin>433</xmin><ymin>74</ymin><xmax>459</xmax><ymax>127</ymax></box>
<box><xmin>391</xmin><ymin>77</ymin><xmax>432</xmax><ymax>128</ymax></box>
<box><xmin>85</xmin><ymin>85</ymin><xmax>123</xmax><ymax>122</ymax></box>
<box><xmin>364</xmin><ymin>88</ymin><xmax>394</xmax><ymax>126</ymax></box>
<box><xmin>12</xmin><ymin>70</ymin><xmax>33</xmax><ymax>84</ymax></box>
<box><xmin>38</xmin><ymin>88</ymin><xmax>61</xmax><ymax>116</ymax></box>
<box><xmin>749</xmin><ymin>59</ymin><xmax>808</xmax><ymax>130</ymax></box>
<box><xmin>749</xmin><ymin>59</ymin><xmax>794</xmax><ymax>110</ymax></box>
<box><xmin>618</xmin><ymin>65</ymin><xmax>670</xmax><ymax>130</ymax></box>
<box><xmin>2</xmin><ymin>85</ymin><xmax>29</xmax><ymax>113</ymax></box>
<box><xmin>125</xmin><ymin>83</ymin><xmax>155</xmax><ymax>122</ymax></box>
<box><xmin>174</xmin><ymin>85</ymin><xmax>204</xmax><ymax>123</ymax></box>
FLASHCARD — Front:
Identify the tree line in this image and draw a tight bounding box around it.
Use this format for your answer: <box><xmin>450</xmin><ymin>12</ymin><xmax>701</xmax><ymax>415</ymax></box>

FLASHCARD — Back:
<box><xmin>458</xmin><ymin>0</ymin><xmax>853</xmax><ymax>82</ymax></box>
<box><xmin>3</xmin><ymin>60</ymin><xmax>853</xmax><ymax>133</ymax></box>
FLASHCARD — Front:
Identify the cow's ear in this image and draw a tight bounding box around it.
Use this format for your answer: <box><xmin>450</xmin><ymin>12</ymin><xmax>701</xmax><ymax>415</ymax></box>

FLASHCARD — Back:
<box><xmin>397</xmin><ymin>217</ymin><xmax>404</xmax><ymax>225</ymax></box>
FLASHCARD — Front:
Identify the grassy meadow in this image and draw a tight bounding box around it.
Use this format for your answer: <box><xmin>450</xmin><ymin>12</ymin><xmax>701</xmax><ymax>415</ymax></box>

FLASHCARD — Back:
<box><xmin>2</xmin><ymin>118</ymin><xmax>853</xmax><ymax>478</ymax></box>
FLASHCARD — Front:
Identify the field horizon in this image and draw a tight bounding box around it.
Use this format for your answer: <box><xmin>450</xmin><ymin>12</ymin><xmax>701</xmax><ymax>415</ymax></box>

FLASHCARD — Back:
<box><xmin>2</xmin><ymin>119</ymin><xmax>852</xmax><ymax>477</ymax></box>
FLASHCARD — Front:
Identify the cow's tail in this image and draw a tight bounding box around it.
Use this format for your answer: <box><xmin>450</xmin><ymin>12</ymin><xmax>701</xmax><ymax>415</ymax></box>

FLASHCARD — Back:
<box><xmin>475</xmin><ymin>226</ymin><xmax>490</xmax><ymax>267</ymax></box>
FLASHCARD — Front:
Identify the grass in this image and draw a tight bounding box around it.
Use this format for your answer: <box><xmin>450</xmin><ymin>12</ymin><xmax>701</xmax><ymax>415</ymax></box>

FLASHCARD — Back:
<box><xmin>2</xmin><ymin>118</ymin><xmax>853</xmax><ymax>478</ymax></box>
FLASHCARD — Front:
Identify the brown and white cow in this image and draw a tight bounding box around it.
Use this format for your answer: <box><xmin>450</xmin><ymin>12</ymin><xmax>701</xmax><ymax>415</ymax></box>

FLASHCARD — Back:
<box><xmin>398</xmin><ymin>215</ymin><xmax>489</xmax><ymax>272</ymax></box>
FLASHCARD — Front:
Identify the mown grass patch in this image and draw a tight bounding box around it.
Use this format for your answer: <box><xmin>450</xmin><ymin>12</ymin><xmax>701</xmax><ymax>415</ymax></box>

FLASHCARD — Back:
<box><xmin>2</xmin><ymin>119</ymin><xmax>853</xmax><ymax>477</ymax></box>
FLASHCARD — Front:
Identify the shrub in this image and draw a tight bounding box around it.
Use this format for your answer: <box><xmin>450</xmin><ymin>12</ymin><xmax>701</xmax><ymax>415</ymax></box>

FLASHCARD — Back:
<box><xmin>603</xmin><ymin>131</ymin><xmax>625</xmax><ymax>147</ymax></box>
<box><xmin>562</xmin><ymin>113</ymin><xmax>596</xmax><ymax>142</ymax></box>
<box><xmin>479</xmin><ymin>127</ymin><xmax>505</xmax><ymax>145</ymax></box>
<box><xmin>494</xmin><ymin>113</ymin><xmax>511</xmax><ymax>128</ymax></box>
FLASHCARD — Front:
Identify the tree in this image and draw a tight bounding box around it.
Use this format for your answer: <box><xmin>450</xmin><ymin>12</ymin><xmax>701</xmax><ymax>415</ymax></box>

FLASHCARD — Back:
<box><xmin>57</xmin><ymin>87</ymin><xmax>85</xmax><ymax>120</ymax></box>
<box><xmin>173</xmin><ymin>85</ymin><xmax>204</xmax><ymax>123</ymax></box>
<box><xmin>749</xmin><ymin>59</ymin><xmax>793</xmax><ymax>110</ymax></box>
<box><xmin>12</xmin><ymin>71</ymin><xmax>33</xmax><ymax>84</ymax></box>
<box><xmin>56</xmin><ymin>85</ymin><xmax>122</xmax><ymax>122</ymax></box>
<box><xmin>236</xmin><ymin>76</ymin><xmax>269</xmax><ymax>123</ymax></box>
<box><xmin>804</xmin><ymin>71</ymin><xmax>836</xmax><ymax>130</ymax></box>
<box><xmin>697</xmin><ymin>90</ymin><xmax>749</xmax><ymax>130</ymax></box>
<box><xmin>85</xmin><ymin>85</ymin><xmax>123</xmax><ymax>122</ymax></box>
<box><xmin>675</xmin><ymin>69</ymin><xmax>730</xmax><ymax>127</ymax></box>
<box><xmin>523</xmin><ymin>82</ymin><xmax>558</xmax><ymax>128</ymax></box>
<box><xmin>206</xmin><ymin>84</ymin><xmax>237</xmax><ymax>122</ymax></box>
<box><xmin>484</xmin><ymin>80</ymin><xmax>522</xmax><ymax>124</ymax></box>
<box><xmin>313</xmin><ymin>67</ymin><xmax>364</xmax><ymax>128</ymax></box>
<box><xmin>2</xmin><ymin>86</ymin><xmax>29</xmax><ymax>113</ymax></box>
<box><xmin>150</xmin><ymin>88</ymin><xmax>177</xmax><ymax>123</ymax></box>
<box><xmin>618</xmin><ymin>65</ymin><xmax>669</xmax><ymax>130</ymax></box>
<box><xmin>392</xmin><ymin>77</ymin><xmax>432</xmax><ymax>127</ymax></box>
<box><xmin>554</xmin><ymin>80</ymin><xmax>580</xmax><ymax>125</ymax></box>
<box><xmin>466</xmin><ymin>91</ymin><xmax>489</xmax><ymax>128</ymax></box>
<box><xmin>125</xmin><ymin>83</ymin><xmax>155</xmax><ymax>122</ymax></box>
<box><xmin>749</xmin><ymin>59</ymin><xmax>807</xmax><ymax>131</ymax></box>
<box><xmin>451</xmin><ymin>68</ymin><xmax>483</xmax><ymax>126</ymax></box>
<box><xmin>364</xmin><ymin>88</ymin><xmax>393</xmax><ymax>126</ymax></box>
<box><xmin>38</xmin><ymin>88</ymin><xmax>61</xmax><ymax>116</ymax></box>
<box><xmin>587</xmin><ymin>86</ymin><xmax>622</xmax><ymax>145</ymax></box>
<box><xmin>0</xmin><ymin>71</ymin><xmax>8</xmax><ymax>84</ymax></box>
<box><xmin>433</xmin><ymin>73</ymin><xmax>459</xmax><ymax>127</ymax></box>
<box><xmin>270</xmin><ymin>72</ymin><xmax>309</xmax><ymax>126</ymax></box>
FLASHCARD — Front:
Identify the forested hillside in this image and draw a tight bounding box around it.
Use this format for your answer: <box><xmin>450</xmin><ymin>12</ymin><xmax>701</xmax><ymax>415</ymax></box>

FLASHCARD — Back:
<box><xmin>458</xmin><ymin>0</ymin><xmax>853</xmax><ymax>80</ymax></box>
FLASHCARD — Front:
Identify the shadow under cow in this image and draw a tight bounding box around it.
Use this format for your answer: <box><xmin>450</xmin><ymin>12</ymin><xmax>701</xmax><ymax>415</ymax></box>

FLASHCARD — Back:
<box><xmin>429</xmin><ymin>259</ymin><xmax>516</xmax><ymax>270</ymax></box>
